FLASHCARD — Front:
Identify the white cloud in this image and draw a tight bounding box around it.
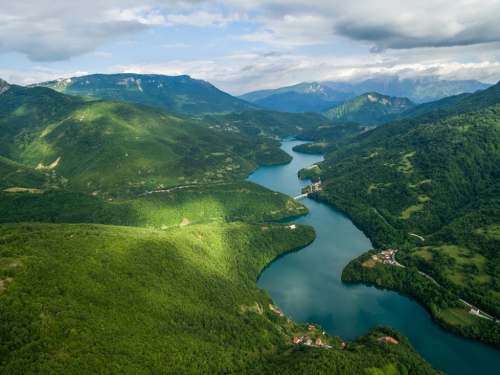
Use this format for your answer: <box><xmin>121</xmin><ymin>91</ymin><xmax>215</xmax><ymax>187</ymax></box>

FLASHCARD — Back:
<box><xmin>0</xmin><ymin>67</ymin><xmax>89</xmax><ymax>86</ymax></box>
<box><xmin>166</xmin><ymin>10</ymin><xmax>241</xmax><ymax>27</ymax></box>
<box><xmin>104</xmin><ymin>48</ymin><xmax>500</xmax><ymax>95</ymax></box>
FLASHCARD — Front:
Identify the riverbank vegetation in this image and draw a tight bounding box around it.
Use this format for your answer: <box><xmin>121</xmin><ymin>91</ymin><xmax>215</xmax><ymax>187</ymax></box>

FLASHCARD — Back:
<box><xmin>343</xmin><ymin>251</ymin><xmax>500</xmax><ymax>347</ymax></box>
<box><xmin>299</xmin><ymin>81</ymin><xmax>500</xmax><ymax>346</ymax></box>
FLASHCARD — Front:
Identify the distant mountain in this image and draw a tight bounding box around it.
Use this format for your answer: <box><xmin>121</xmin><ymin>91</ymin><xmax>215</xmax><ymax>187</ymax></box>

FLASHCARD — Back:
<box><xmin>321</xmin><ymin>76</ymin><xmax>491</xmax><ymax>103</ymax></box>
<box><xmin>323</xmin><ymin>92</ymin><xmax>415</xmax><ymax>126</ymax></box>
<box><xmin>0</xmin><ymin>78</ymin><xmax>10</xmax><ymax>94</ymax></box>
<box><xmin>0</xmin><ymin>84</ymin><xmax>290</xmax><ymax>196</ymax></box>
<box><xmin>240</xmin><ymin>77</ymin><xmax>491</xmax><ymax>111</ymax></box>
<box><xmin>30</xmin><ymin>73</ymin><xmax>259</xmax><ymax>115</ymax></box>
<box><xmin>239</xmin><ymin>82</ymin><xmax>350</xmax><ymax>113</ymax></box>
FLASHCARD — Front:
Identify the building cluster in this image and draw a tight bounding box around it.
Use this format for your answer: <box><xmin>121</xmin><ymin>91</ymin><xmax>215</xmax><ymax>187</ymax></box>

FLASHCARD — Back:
<box><xmin>372</xmin><ymin>249</ymin><xmax>398</xmax><ymax>265</ymax></box>
<box><xmin>292</xmin><ymin>335</ymin><xmax>332</xmax><ymax>348</ymax></box>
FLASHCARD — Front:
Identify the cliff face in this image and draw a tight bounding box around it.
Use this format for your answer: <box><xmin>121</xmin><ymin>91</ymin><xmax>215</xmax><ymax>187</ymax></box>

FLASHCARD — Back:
<box><xmin>0</xmin><ymin>78</ymin><xmax>10</xmax><ymax>94</ymax></box>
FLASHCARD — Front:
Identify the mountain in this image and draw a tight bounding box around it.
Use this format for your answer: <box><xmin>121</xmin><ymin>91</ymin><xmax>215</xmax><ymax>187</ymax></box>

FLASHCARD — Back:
<box><xmin>0</xmin><ymin>84</ymin><xmax>290</xmax><ymax>196</ymax></box>
<box><xmin>372</xmin><ymin>93</ymin><xmax>473</xmax><ymax>125</ymax></box>
<box><xmin>239</xmin><ymin>82</ymin><xmax>350</xmax><ymax>113</ymax></box>
<box><xmin>323</xmin><ymin>92</ymin><xmax>416</xmax><ymax>126</ymax></box>
<box><xmin>0</xmin><ymin>78</ymin><xmax>10</xmax><ymax>94</ymax></box>
<box><xmin>299</xmin><ymin>81</ymin><xmax>500</xmax><ymax>345</ymax></box>
<box><xmin>0</xmin><ymin>79</ymin><xmax>442</xmax><ymax>374</ymax></box>
<box><xmin>196</xmin><ymin>110</ymin><xmax>329</xmax><ymax>139</ymax></box>
<box><xmin>253</xmin><ymin>91</ymin><xmax>343</xmax><ymax>113</ymax></box>
<box><xmin>30</xmin><ymin>73</ymin><xmax>259</xmax><ymax>115</ymax></box>
<box><xmin>293</xmin><ymin>122</ymin><xmax>367</xmax><ymax>155</ymax></box>
<box><xmin>321</xmin><ymin>76</ymin><xmax>491</xmax><ymax>103</ymax></box>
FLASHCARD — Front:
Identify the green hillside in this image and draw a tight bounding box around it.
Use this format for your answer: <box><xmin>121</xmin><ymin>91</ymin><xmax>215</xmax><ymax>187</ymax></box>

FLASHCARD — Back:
<box><xmin>293</xmin><ymin>122</ymin><xmax>367</xmax><ymax>155</ymax></box>
<box><xmin>0</xmin><ymin>79</ymin><xmax>443</xmax><ymax>374</ymax></box>
<box><xmin>300</xmin><ymin>82</ymin><xmax>500</xmax><ymax>344</ymax></box>
<box><xmin>0</xmin><ymin>85</ymin><xmax>290</xmax><ymax>196</ymax></box>
<box><xmin>0</xmin><ymin>181</ymin><xmax>308</xmax><ymax>227</ymax></box>
<box><xmin>196</xmin><ymin>110</ymin><xmax>328</xmax><ymax>140</ymax></box>
<box><xmin>324</xmin><ymin>92</ymin><xmax>415</xmax><ymax>126</ymax></box>
<box><xmin>373</xmin><ymin>93</ymin><xmax>472</xmax><ymax>125</ymax></box>
<box><xmin>30</xmin><ymin>73</ymin><xmax>259</xmax><ymax>115</ymax></box>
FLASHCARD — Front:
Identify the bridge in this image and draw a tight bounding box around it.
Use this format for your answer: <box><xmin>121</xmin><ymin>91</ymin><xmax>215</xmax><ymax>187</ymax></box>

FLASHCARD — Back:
<box><xmin>294</xmin><ymin>193</ymin><xmax>308</xmax><ymax>200</ymax></box>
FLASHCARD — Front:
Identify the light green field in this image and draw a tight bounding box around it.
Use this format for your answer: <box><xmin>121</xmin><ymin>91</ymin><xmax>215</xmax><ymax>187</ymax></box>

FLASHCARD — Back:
<box><xmin>366</xmin><ymin>364</ymin><xmax>399</xmax><ymax>375</ymax></box>
<box><xmin>412</xmin><ymin>248</ymin><xmax>433</xmax><ymax>260</ymax></box>
<box><xmin>435</xmin><ymin>305</ymin><xmax>481</xmax><ymax>327</ymax></box>
<box><xmin>397</xmin><ymin>152</ymin><xmax>415</xmax><ymax>173</ymax></box>
<box><xmin>476</xmin><ymin>225</ymin><xmax>500</xmax><ymax>240</ymax></box>
<box><xmin>399</xmin><ymin>204</ymin><xmax>424</xmax><ymax>219</ymax></box>
<box><xmin>408</xmin><ymin>179</ymin><xmax>432</xmax><ymax>188</ymax></box>
<box><xmin>418</xmin><ymin>195</ymin><xmax>431</xmax><ymax>202</ymax></box>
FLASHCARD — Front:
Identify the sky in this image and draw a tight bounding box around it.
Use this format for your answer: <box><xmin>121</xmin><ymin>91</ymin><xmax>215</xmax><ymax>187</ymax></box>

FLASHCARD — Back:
<box><xmin>1</xmin><ymin>0</ymin><xmax>500</xmax><ymax>95</ymax></box>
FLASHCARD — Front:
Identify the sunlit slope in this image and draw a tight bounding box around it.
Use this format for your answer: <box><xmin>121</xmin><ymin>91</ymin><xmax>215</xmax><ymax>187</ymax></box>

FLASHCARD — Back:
<box><xmin>0</xmin><ymin>181</ymin><xmax>308</xmax><ymax>227</ymax></box>
<box><xmin>0</xmin><ymin>85</ymin><xmax>290</xmax><ymax>196</ymax></box>
<box><xmin>0</xmin><ymin>222</ymin><xmax>441</xmax><ymax>374</ymax></box>
<box><xmin>31</xmin><ymin>73</ymin><xmax>260</xmax><ymax>115</ymax></box>
<box><xmin>0</xmin><ymin>222</ymin><xmax>314</xmax><ymax>373</ymax></box>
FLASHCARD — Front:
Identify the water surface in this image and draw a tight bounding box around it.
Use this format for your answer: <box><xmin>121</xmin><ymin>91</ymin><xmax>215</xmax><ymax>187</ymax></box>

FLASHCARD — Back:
<box><xmin>248</xmin><ymin>137</ymin><xmax>500</xmax><ymax>375</ymax></box>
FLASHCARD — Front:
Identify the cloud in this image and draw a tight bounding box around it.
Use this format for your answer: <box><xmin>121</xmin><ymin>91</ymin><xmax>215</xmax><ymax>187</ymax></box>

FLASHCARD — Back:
<box><xmin>1</xmin><ymin>1</ymin><xmax>500</xmax><ymax>62</ymax></box>
<box><xmin>166</xmin><ymin>10</ymin><xmax>241</xmax><ymax>27</ymax></box>
<box><xmin>104</xmin><ymin>47</ymin><xmax>500</xmax><ymax>95</ymax></box>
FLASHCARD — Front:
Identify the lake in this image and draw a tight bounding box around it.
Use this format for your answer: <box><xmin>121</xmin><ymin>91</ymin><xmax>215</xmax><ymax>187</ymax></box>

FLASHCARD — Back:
<box><xmin>247</xmin><ymin>137</ymin><xmax>500</xmax><ymax>375</ymax></box>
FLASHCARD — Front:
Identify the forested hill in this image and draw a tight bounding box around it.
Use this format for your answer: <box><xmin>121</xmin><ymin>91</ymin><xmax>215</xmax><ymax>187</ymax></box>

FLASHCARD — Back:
<box><xmin>323</xmin><ymin>92</ymin><xmax>415</xmax><ymax>126</ymax></box>
<box><xmin>0</xmin><ymin>84</ymin><xmax>290</xmax><ymax>196</ymax></box>
<box><xmin>30</xmin><ymin>73</ymin><xmax>259</xmax><ymax>115</ymax></box>
<box><xmin>0</xmin><ymin>79</ymin><xmax>443</xmax><ymax>373</ymax></box>
<box><xmin>195</xmin><ymin>110</ymin><xmax>329</xmax><ymax>139</ymax></box>
<box><xmin>301</xmin><ymin>81</ymin><xmax>500</xmax><ymax>342</ymax></box>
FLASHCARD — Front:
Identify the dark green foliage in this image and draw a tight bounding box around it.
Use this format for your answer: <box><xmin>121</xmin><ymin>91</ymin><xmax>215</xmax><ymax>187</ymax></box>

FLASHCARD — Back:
<box><xmin>294</xmin><ymin>122</ymin><xmax>367</xmax><ymax>155</ymax></box>
<box><xmin>305</xmin><ymin>82</ymin><xmax>500</xmax><ymax>343</ymax></box>
<box><xmin>323</xmin><ymin>93</ymin><xmax>416</xmax><ymax>126</ymax></box>
<box><xmin>30</xmin><ymin>74</ymin><xmax>259</xmax><ymax>115</ymax></box>
<box><xmin>374</xmin><ymin>93</ymin><xmax>472</xmax><ymax>125</ymax></box>
<box><xmin>196</xmin><ymin>110</ymin><xmax>328</xmax><ymax>140</ymax></box>
<box><xmin>342</xmin><ymin>251</ymin><xmax>500</xmax><ymax>347</ymax></box>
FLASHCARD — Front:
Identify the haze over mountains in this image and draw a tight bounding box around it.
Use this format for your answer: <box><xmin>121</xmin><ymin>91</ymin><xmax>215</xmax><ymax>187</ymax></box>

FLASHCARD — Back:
<box><xmin>240</xmin><ymin>77</ymin><xmax>491</xmax><ymax>113</ymax></box>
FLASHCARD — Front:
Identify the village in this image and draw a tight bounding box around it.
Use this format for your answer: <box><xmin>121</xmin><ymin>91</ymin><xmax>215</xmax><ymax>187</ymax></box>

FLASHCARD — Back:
<box><xmin>268</xmin><ymin>304</ymin><xmax>399</xmax><ymax>350</ymax></box>
<box><xmin>371</xmin><ymin>248</ymin><xmax>398</xmax><ymax>265</ymax></box>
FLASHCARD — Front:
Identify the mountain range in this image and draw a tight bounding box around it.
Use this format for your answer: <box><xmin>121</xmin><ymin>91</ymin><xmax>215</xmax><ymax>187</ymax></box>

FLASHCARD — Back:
<box><xmin>30</xmin><ymin>73</ymin><xmax>260</xmax><ymax>115</ymax></box>
<box><xmin>0</xmin><ymin>76</ymin><xmax>444</xmax><ymax>374</ymax></box>
<box><xmin>240</xmin><ymin>76</ymin><xmax>491</xmax><ymax>113</ymax></box>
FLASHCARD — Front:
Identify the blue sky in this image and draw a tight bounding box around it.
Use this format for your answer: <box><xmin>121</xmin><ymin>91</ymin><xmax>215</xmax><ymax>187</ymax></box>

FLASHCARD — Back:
<box><xmin>1</xmin><ymin>0</ymin><xmax>500</xmax><ymax>95</ymax></box>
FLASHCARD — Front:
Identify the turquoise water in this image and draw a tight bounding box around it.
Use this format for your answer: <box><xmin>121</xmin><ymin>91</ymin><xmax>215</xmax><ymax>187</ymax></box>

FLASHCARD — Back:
<box><xmin>247</xmin><ymin>137</ymin><xmax>500</xmax><ymax>375</ymax></box>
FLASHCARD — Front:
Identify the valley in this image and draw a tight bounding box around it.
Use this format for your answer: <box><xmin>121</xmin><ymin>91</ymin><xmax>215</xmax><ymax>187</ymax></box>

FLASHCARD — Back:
<box><xmin>1</xmin><ymin>73</ymin><xmax>499</xmax><ymax>374</ymax></box>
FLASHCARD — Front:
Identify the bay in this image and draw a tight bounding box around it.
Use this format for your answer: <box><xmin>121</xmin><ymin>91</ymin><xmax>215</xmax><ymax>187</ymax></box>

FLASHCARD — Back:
<box><xmin>247</xmin><ymin>137</ymin><xmax>500</xmax><ymax>375</ymax></box>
